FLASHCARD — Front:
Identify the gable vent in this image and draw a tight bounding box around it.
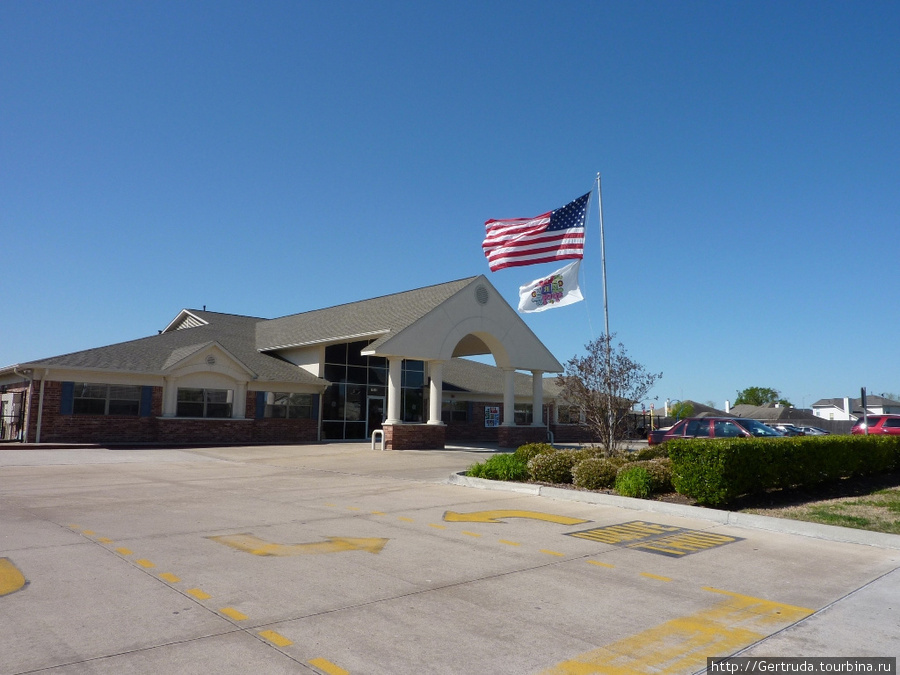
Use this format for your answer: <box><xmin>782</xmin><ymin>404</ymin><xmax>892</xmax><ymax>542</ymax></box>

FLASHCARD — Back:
<box><xmin>475</xmin><ymin>284</ymin><xmax>489</xmax><ymax>305</ymax></box>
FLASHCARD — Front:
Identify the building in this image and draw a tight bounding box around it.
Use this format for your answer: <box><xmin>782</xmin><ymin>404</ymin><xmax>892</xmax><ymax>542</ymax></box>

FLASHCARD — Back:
<box><xmin>0</xmin><ymin>276</ymin><xmax>574</xmax><ymax>449</ymax></box>
<box><xmin>811</xmin><ymin>395</ymin><xmax>900</xmax><ymax>422</ymax></box>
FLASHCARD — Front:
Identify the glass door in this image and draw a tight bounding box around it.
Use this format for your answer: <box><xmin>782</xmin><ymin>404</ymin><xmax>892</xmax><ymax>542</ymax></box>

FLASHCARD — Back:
<box><xmin>367</xmin><ymin>396</ymin><xmax>385</xmax><ymax>438</ymax></box>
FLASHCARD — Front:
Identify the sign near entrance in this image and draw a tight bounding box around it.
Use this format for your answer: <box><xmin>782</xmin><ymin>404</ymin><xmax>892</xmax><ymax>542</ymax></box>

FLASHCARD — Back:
<box><xmin>485</xmin><ymin>406</ymin><xmax>500</xmax><ymax>427</ymax></box>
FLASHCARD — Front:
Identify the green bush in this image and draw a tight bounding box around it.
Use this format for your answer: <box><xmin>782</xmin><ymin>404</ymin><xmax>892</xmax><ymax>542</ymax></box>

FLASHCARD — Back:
<box><xmin>527</xmin><ymin>450</ymin><xmax>578</xmax><ymax>484</ymax></box>
<box><xmin>668</xmin><ymin>435</ymin><xmax>900</xmax><ymax>506</ymax></box>
<box><xmin>467</xmin><ymin>453</ymin><xmax>529</xmax><ymax>482</ymax></box>
<box><xmin>615</xmin><ymin>466</ymin><xmax>652</xmax><ymax>498</ymax></box>
<box><xmin>624</xmin><ymin>458</ymin><xmax>673</xmax><ymax>493</ymax></box>
<box><xmin>572</xmin><ymin>457</ymin><xmax>625</xmax><ymax>490</ymax></box>
<box><xmin>631</xmin><ymin>445</ymin><xmax>668</xmax><ymax>461</ymax></box>
<box><xmin>513</xmin><ymin>443</ymin><xmax>556</xmax><ymax>464</ymax></box>
<box><xmin>570</xmin><ymin>446</ymin><xmax>606</xmax><ymax>463</ymax></box>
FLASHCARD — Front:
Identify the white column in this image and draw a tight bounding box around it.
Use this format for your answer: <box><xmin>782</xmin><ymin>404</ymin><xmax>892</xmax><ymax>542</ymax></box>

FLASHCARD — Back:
<box><xmin>502</xmin><ymin>368</ymin><xmax>516</xmax><ymax>426</ymax></box>
<box><xmin>232</xmin><ymin>382</ymin><xmax>246</xmax><ymax>419</ymax></box>
<box><xmin>162</xmin><ymin>377</ymin><xmax>177</xmax><ymax>417</ymax></box>
<box><xmin>385</xmin><ymin>356</ymin><xmax>403</xmax><ymax>425</ymax></box>
<box><xmin>531</xmin><ymin>370</ymin><xmax>544</xmax><ymax>427</ymax></box>
<box><xmin>428</xmin><ymin>361</ymin><xmax>444</xmax><ymax>425</ymax></box>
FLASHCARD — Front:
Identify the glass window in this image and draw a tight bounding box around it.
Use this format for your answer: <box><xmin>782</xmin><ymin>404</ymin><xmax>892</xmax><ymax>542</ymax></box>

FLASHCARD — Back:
<box><xmin>714</xmin><ymin>420</ymin><xmax>743</xmax><ymax>438</ymax></box>
<box><xmin>73</xmin><ymin>383</ymin><xmax>141</xmax><ymax>416</ymax></box>
<box><xmin>442</xmin><ymin>400</ymin><xmax>468</xmax><ymax>423</ymax></box>
<box><xmin>557</xmin><ymin>405</ymin><xmax>582</xmax><ymax>424</ymax></box>
<box><xmin>515</xmin><ymin>404</ymin><xmax>533</xmax><ymax>425</ymax></box>
<box><xmin>177</xmin><ymin>388</ymin><xmax>232</xmax><ymax>418</ymax></box>
<box><xmin>685</xmin><ymin>419</ymin><xmax>709</xmax><ymax>437</ymax></box>
<box><xmin>265</xmin><ymin>393</ymin><xmax>313</xmax><ymax>419</ymax></box>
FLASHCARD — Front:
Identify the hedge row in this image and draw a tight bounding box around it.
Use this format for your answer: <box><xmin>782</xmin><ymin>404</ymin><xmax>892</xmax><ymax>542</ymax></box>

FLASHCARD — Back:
<box><xmin>668</xmin><ymin>435</ymin><xmax>900</xmax><ymax>506</ymax></box>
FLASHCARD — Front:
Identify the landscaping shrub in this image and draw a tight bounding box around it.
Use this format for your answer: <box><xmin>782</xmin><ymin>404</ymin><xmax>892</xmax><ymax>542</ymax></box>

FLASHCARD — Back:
<box><xmin>527</xmin><ymin>450</ymin><xmax>578</xmax><ymax>484</ymax></box>
<box><xmin>631</xmin><ymin>445</ymin><xmax>668</xmax><ymax>461</ymax></box>
<box><xmin>624</xmin><ymin>458</ymin><xmax>673</xmax><ymax>493</ymax></box>
<box><xmin>513</xmin><ymin>443</ymin><xmax>556</xmax><ymax>464</ymax></box>
<box><xmin>467</xmin><ymin>453</ymin><xmax>529</xmax><ymax>482</ymax></box>
<box><xmin>615</xmin><ymin>466</ymin><xmax>652</xmax><ymax>499</ymax></box>
<box><xmin>572</xmin><ymin>457</ymin><xmax>624</xmax><ymax>490</ymax></box>
<box><xmin>668</xmin><ymin>435</ymin><xmax>900</xmax><ymax>506</ymax></box>
<box><xmin>570</xmin><ymin>446</ymin><xmax>606</xmax><ymax>463</ymax></box>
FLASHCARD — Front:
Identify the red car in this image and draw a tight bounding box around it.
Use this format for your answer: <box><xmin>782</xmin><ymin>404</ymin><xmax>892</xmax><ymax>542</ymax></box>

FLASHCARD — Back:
<box><xmin>850</xmin><ymin>414</ymin><xmax>900</xmax><ymax>435</ymax></box>
<box><xmin>647</xmin><ymin>417</ymin><xmax>784</xmax><ymax>445</ymax></box>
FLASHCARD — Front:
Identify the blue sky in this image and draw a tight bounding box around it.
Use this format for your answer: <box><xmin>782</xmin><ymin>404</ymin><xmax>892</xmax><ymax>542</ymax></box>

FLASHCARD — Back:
<box><xmin>2</xmin><ymin>1</ymin><xmax>898</xmax><ymax>410</ymax></box>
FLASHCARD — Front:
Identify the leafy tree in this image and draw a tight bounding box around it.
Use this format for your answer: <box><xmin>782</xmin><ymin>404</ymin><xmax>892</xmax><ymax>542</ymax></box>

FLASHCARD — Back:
<box><xmin>555</xmin><ymin>334</ymin><xmax>661</xmax><ymax>455</ymax></box>
<box><xmin>669</xmin><ymin>401</ymin><xmax>694</xmax><ymax>420</ymax></box>
<box><xmin>734</xmin><ymin>386</ymin><xmax>792</xmax><ymax>407</ymax></box>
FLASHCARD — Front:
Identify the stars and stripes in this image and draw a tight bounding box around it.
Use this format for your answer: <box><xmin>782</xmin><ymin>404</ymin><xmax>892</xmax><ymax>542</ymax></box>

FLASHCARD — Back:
<box><xmin>482</xmin><ymin>192</ymin><xmax>589</xmax><ymax>272</ymax></box>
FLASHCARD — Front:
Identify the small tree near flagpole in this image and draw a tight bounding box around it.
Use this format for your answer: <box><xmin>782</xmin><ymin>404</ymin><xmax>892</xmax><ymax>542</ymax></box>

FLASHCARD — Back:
<box><xmin>556</xmin><ymin>334</ymin><xmax>661</xmax><ymax>455</ymax></box>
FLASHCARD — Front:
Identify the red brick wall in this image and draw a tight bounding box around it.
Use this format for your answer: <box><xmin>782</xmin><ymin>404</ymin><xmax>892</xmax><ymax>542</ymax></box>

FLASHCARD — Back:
<box><xmin>384</xmin><ymin>423</ymin><xmax>446</xmax><ymax>450</ymax></box>
<box><xmin>497</xmin><ymin>425</ymin><xmax>547</xmax><ymax>448</ymax></box>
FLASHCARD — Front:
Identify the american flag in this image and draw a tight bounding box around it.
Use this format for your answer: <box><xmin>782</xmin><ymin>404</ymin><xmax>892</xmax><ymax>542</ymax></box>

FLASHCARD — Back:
<box><xmin>482</xmin><ymin>192</ymin><xmax>589</xmax><ymax>272</ymax></box>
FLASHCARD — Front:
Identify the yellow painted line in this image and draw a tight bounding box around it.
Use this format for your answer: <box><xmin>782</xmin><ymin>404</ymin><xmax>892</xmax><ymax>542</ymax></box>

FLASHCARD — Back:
<box><xmin>81</xmin><ymin>530</ymin><xmax>95</xmax><ymax>535</ymax></box>
<box><xmin>398</xmin><ymin>517</ymin><xmax>415</xmax><ymax>523</ymax></box>
<box><xmin>209</xmin><ymin>533</ymin><xmax>388</xmax><ymax>556</ymax></box>
<box><xmin>68</xmin><ymin>524</ymin><xmax>79</xmax><ymax>529</ymax></box>
<box><xmin>587</xmin><ymin>560</ymin><xmax>615</xmax><ymax>569</ymax></box>
<box><xmin>187</xmin><ymin>588</ymin><xmax>211</xmax><ymax>600</ymax></box>
<box><xmin>259</xmin><ymin>630</ymin><xmax>292</xmax><ymax>647</ymax></box>
<box><xmin>499</xmin><ymin>539</ymin><xmax>521</xmax><ymax>547</ymax></box>
<box><xmin>159</xmin><ymin>573</ymin><xmax>181</xmax><ymax>583</ymax></box>
<box><xmin>97</xmin><ymin>537</ymin><xmax>113</xmax><ymax>544</ymax></box>
<box><xmin>309</xmin><ymin>657</ymin><xmax>349</xmax><ymax>675</ymax></box>
<box><xmin>0</xmin><ymin>558</ymin><xmax>27</xmax><ymax>597</ymax></box>
<box><xmin>540</xmin><ymin>590</ymin><xmax>813</xmax><ymax>674</ymax></box>
<box><xmin>324</xmin><ymin>503</ymin><xmax>337</xmax><ymax>507</ymax></box>
<box><xmin>370</xmin><ymin>511</ymin><xmax>386</xmax><ymax>515</ymax></box>
<box><xmin>428</xmin><ymin>523</ymin><xmax>447</xmax><ymax>530</ymax></box>
<box><xmin>116</xmin><ymin>547</ymin><xmax>133</xmax><ymax>556</ymax></box>
<box><xmin>640</xmin><ymin>572</ymin><xmax>672</xmax><ymax>582</ymax></box>
<box><xmin>540</xmin><ymin>549</ymin><xmax>565</xmax><ymax>557</ymax></box>
<box><xmin>444</xmin><ymin>509</ymin><xmax>589</xmax><ymax>525</ymax></box>
<box><xmin>461</xmin><ymin>531</ymin><xmax>482</xmax><ymax>538</ymax></box>
<box><xmin>568</xmin><ymin>521</ymin><xmax>681</xmax><ymax>544</ymax></box>
<box><xmin>346</xmin><ymin>507</ymin><xmax>361</xmax><ymax>511</ymax></box>
<box><xmin>135</xmin><ymin>559</ymin><xmax>155</xmax><ymax>568</ymax></box>
<box><xmin>221</xmin><ymin>607</ymin><xmax>248</xmax><ymax>621</ymax></box>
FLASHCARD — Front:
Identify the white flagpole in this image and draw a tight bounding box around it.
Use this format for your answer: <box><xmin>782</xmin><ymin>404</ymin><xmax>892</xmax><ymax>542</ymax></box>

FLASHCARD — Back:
<box><xmin>596</xmin><ymin>173</ymin><xmax>609</xmax><ymax>337</ymax></box>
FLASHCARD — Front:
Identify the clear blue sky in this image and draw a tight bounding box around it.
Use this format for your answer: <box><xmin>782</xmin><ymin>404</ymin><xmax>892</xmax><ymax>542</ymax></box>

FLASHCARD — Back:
<box><xmin>2</xmin><ymin>1</ymin><xmax>898</xmax><ymax>410</ymax></box>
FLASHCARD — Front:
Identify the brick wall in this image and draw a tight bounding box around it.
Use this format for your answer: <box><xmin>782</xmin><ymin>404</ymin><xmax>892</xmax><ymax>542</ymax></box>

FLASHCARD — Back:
<box><xmin>384</xmin><ymin>423</ymin><xmax>446</xmax><ymax>450</ymax></box>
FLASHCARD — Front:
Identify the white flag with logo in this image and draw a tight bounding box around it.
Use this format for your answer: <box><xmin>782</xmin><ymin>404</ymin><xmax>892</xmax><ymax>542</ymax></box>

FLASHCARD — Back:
<box><xmin>517</xmin><ymin>260</ymin><xmax>583</xmax><ymax>313</ymax></box>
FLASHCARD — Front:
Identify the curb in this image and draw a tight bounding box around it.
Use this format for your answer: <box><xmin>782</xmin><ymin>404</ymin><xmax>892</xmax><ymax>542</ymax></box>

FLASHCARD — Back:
<box><xmin>446</xmin><ymin>472</ymin><xmax>900</xmax><ymax>550</ymax></box>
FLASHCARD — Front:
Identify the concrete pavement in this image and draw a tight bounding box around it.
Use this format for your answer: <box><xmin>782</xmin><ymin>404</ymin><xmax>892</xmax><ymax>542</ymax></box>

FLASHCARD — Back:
<box><xmin>1</xmin><ymin>442</ymin><xmax>897</xmax><ymax>674</ymax></box>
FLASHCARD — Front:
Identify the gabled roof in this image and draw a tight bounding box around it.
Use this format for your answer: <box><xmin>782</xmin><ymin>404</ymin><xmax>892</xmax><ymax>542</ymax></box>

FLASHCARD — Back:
<box><xmin>443</xmin><ymin>358</ymin><xmax>538</xmax><ymax>397</ymax></box>
<box><xmin>12</xmin><ymin>311</ymin><xmax>323</xmax><ymax>386</ymax></box>
<box><xmin>728</xmin><ymin>404</ymin><xmax>813</xmax><ymax>421</ymax></box>
<box><xmin>812</xmin><ymin>395</ymin><xmax>900</xmax><ymax>409</ymax></box>
<box><xmin>256</xmin><ymin>277</ymin><xmax>479</xmax><ymax>352</ymax></box>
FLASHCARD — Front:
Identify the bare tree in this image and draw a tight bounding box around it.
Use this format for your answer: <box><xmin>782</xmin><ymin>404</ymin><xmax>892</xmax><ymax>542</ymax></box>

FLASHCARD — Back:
<box><xmin>556</xmin><ymin>334</ymin><xmax>661</xmax><ymax>455</ymax></box>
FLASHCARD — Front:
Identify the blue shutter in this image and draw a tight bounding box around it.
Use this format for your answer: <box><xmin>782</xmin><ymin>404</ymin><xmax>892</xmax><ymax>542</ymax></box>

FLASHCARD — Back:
<box><xmin>140</xmin><ymin>387</ymin><xmax>153</xmax><ymax>417</ymax></box>
<box><xmin>255</xmin><ymin>391</ymin><xmax>266</xmax><ymax>419</ymax></box>
<box><xmin>60</xmin><ymin>382</ymin><xmax>75</xmax><ymax>415</ymax></box>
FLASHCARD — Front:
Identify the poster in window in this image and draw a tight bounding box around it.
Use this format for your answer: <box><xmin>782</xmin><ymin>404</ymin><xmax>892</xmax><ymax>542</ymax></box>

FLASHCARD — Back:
<box><xmin>484</xmin><ymin>406</ymin><xmax>500</xmax><ymax>428</ymax></box>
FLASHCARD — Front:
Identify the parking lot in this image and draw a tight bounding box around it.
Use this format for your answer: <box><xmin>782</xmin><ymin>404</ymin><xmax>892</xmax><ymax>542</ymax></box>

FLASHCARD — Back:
<box><xmin>2</xmin><ymin>443</ymin><xmax>898</xmax><ymax>674</ymax></box>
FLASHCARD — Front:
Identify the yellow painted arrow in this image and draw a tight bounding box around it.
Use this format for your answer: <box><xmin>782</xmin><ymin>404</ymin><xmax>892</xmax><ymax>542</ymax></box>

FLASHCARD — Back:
<box><xmin>442</xmin><ymin>510</ymin><xmax>589</xmax><ymax>525</ymax></box>
<box><xmin>208</xmin><ymin>533</ymin><xmax>388</xmax><ymax>556</ymax></box>
<box><xmin>0</xmin><ymin>558</ymin><xmax>26</xmax><ymax>597</ymax></box>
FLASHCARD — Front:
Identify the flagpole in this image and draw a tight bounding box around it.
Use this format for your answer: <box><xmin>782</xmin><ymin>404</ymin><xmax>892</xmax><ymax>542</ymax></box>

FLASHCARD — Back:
<box><xmin>597</xmin><ymin>173</ymin><xmax>609</xmax><ymax>337</ymax></box>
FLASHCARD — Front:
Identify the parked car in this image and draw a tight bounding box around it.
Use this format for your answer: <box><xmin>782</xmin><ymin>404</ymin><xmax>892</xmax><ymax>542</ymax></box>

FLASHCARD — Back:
<box><xmin>850</xmin><ymin>414</ymin><xmax>900</xmax><ymax>435</ymax></box>
<box><xmin>647</xmin><ymin>417</ymin><xmax>784</xmax><ymax>445</ymax></box>
<box><xmin>768</xmin><ymin>424</ymin><xmax>806</xmax><ymax>436</ymax></box>
<box><xmin>795</xmin><ymin>425</ymin><xmax>829</xmax><ymax>436</ymax></box>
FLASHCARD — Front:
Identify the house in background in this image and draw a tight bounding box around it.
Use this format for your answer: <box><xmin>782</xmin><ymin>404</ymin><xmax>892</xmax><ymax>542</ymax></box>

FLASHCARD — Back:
<box><xmin>811</xmin><ymin>395</ymin><xmax>900</xmax><ymax>421</ymax></box>
<box><xmin>0</xmin><ymin>276</ymin><xmax>573</xmax><ymax>449</ymax></box>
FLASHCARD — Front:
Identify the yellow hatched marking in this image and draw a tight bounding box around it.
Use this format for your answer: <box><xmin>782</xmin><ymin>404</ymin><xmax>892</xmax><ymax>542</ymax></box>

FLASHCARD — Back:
<box><xmin>309</xmin><ymin>657</ymin><xmax>349</xmax><ymax>675</ymax></box>
<box><xmin>541</xmin><ymin>549</ymin><xmax>565</xmax><ymax>557</ymax></box>
<box><xmin>569</xmin><ymin>521</ymin><xmax>681</xmax><ymax>544</ymax></box>
<box><xmin>116</xmin><ymin>547</ymin><xmax>133</xmax><ymax>556</ymax></box>
<box><xmin>462</xmin><ymin>531</ymin><xmax>482</xmax><ymax>538</ymax></box>
<box><xmin>499</xmin><ymin>539</ymin><xmax>521</xmax><ymax>547</ymax></box>
<box><xmin>96</xmin><ymin>537</ymin><xmax>113</xmax><ymax>543</ymax></box>
<box><xmin>540</xmin><ymin>590</ymin><xmax>812</xmax><ymax>674</ymax></box>
<box><xmin>398</xmin><ymin>517</ymin><xmax>415</xmax><ymax>522</ymax></box>
<box><xmin>135</xmin><ymin>559</ymin><xmax>155</xmax><ymax>568</ymax></box>
<box><xmin>588</xmin><ymin>560</ymin><xmax>615</xmax><ymax>569</ymax></box>
<box><xmin>187</xmin><ymin>588</ymin><xmax>211</xmax><ymax>600</ymax></box>
<box><xmin>260</xmin><ymin>630</ymin><xmax>292</xmax><ymax>647</ymax></box>
<box><xmin>221</xmin><ymin>607</ymin><xmax>248</xmax><ymax>621</ymax></box>
<box><xmin>370</xmin><ymin>511</ymin><xmax>385</xmax><ymax>515</ymax></box>
<box><xmin>0</xmin><ymin>558</ymin><xmax>27</xmax><ymax>597</ymax></box>
<box><xmin>81</xmin><ymin>530</ymin><xmax>95</xmax><ymax>535</ymax></box>
<box><xmin>641</xmin><ymin>572</ymin><xmax>672</xmax><ymax>582</ymax></box>
<box><xmin>428</xmin><ymin>523</ymin><xmax>447</xmax><ymax>529</ymax></box>
<box><xmin>159</xmin><ymin>573</ymin><xmax>181</xmax><ymax>583</ymax></box>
